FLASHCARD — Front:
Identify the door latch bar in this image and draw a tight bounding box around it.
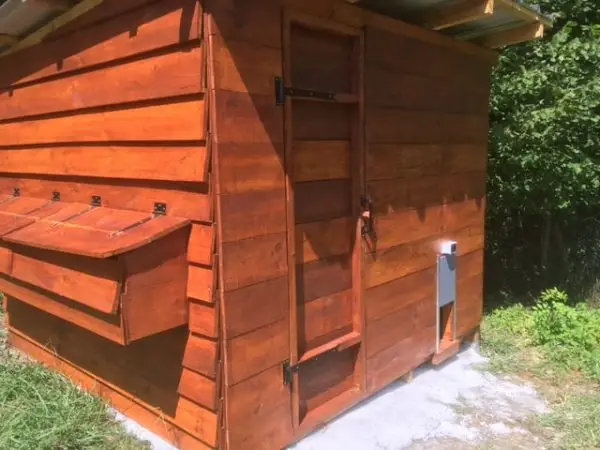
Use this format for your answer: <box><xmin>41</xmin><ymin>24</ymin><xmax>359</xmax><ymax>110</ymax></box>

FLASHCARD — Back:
<box><xmin>275</xmin><ymin>76</ymin><xmax>336</xmax><ymax>105</ymax></box>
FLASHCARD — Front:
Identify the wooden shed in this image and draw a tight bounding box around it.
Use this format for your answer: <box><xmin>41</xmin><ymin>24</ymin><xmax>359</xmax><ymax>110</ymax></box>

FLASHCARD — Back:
<box><xmin>0</xmin><ymin>0</ymin><xmax>549</xmax><ymax>448</ymax></box>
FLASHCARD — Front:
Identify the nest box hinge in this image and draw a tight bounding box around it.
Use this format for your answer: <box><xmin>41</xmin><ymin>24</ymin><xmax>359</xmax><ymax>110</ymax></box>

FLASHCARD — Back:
<box><xmin>274</xmin><ymin>76</ymin><xmax>336</xmax><ymax>105</ymax></box>
<box><xmin>91</xmin><ymin>195</ymin><xmax>102</xmax><ymax>207</ymax></box>
<box><xmin>13</xmin><ymin>187</ymin><xmax>20</xmax><ymax>197</ymax></box>
<box><xmin>282</xmin><ymin>360</ymin><xmax>299</xmax><ymax>386</ymax></box>
<box><xmin>153</xmin><ymin>202</ymin><xmax>167</xmax><ymax>216</ymax></box>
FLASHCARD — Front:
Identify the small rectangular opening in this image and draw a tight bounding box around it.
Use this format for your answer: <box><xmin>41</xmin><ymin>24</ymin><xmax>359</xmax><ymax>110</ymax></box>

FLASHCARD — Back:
<box><xmin>439</xmin><ymin>302</ymin><xmax>455</xmax><ymax>348</ymax></box>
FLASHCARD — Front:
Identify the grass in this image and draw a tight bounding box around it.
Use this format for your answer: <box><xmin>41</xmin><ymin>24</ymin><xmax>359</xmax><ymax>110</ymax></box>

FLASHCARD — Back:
<box><xmin>481</xmin><ymin>289</ymin><xmax>600</xmax><ymax>449</ymax></box>
<box><xmin>0</xmin><ymin>304</ymin><xmax>150</xmax><ymax>450</ymax></box>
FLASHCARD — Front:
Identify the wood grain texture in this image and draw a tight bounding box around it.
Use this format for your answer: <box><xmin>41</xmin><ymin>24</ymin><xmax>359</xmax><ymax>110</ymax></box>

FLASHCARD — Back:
<box><xmin>178</xmin><ymin>368</ymin><xmax>217</xmax><ymax>412</ymax></box>
<box><xmin>0</xmin><ymin>99</ymin><xmax>206</xmax><ymax>146</ymax></box>
<box><xmin>0</xmin><ymin>46</ymin><xmax>204</xmax><ymax>120</ymax></box>
<box><xmin>292</xmin><ymin>102</ymin><xmax>352</xmax><ymax>140</ymax></box>
<box><xmin>0</xmin><ymin>244</ymin><xmax>11</xmax><ymax>274</ymax></box>
<box><xmin>187</xmin><ymin>265</ymin><xmax>214</xmax><ymax>304</ymax></box>
<box><xmin>226</xmin><ymin>319</ymin><xmax>289</xmax><ymax>385</ymax></box>
<box><xmin>220</xmin><ymin>189</ymin><xmax>287</xmax><ymax>243</ymax></box>
<box><xmin>175</xmin><ymin>396</ymin><xmax>218</xmax><ymax>447</ymax></box>
<box><xmin>295</xmin><ymin>217</ymin><xmax>353</xmax><ymax>265</ymax></box>
<box><xmin>294</xmin><ymin>179</ymin><xmax>352</xmax><ymax>224</ymax></box>
<box><xmin>187</xmin><ymin>224</ymin><xmax>214</xmax><ymax>266</ymax></box>
<box><xmin>182</xmin><ymin>333</ymin><xmax>217</xmax><ymax>379</ymax></box>
<box><xmin>223</xmin><ymin>276</ymin><xmax>288</xmax><ymax>339</ymax></box>
<box><xmin>0</xmin><ymin>0</ymin><xmax>202</xmax><ymax>88</ymax></box>
<box><xmin>296</xmin><ymin>254</ymin><xmax>352</xmax><ymax>304</ymax></box>
<box><xmin>0</xmin><ymin>177</ymin><xmax>211</xmax><ymax>223</ymax></box>
<box><xmin>222</xmin><ymin>233</ymin><xmax>288</xmax><ymax>291</ymax></box>
<box><xmin>10</xmin><ymin>251</ymin><xmax>120</xmax><ymax>314</ymax></box>
<box><xmin>0</xmin><ymin>146</ymin><xmax>209</xmax><ymax>183</ymax></box>
<box><xmin>189</xmin><ymin>301</ymin><xmax>217</xmax><ymax>338</ymax></box>
<box><xmin>292</xmin><ymin>141</ymin><xmax>351</xmax><ymax>182</ymax></box>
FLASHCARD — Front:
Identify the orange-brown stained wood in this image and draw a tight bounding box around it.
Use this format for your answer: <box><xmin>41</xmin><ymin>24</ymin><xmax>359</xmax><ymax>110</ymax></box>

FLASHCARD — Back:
<box><xmin>0</xmin><ymin>146</ymin><xmax>209</xmax><ymax>183</ymax></box>
<box><xmin>178</xmin><ymin>368</ymin><xmax>218</xmax><ymax>412</ymax></box>
<box><xmin>0</xmin><ymin>46</ymin><xmax>204</xmax><ymax>120</ymax></box>
<box><xmin>223</xmin><ymin>276</ymin><xmax>288</xmax><ymax>339</ymax></box>
<box><xmin>295</xmin><ymin>217</ymin><xmax>353</xmax><ymax>265</ymax></box>
<box><xmin>189</xmin><ymin>301</ymin><xmax>218</xmax><ymax>338</ymax></box>
<box><xmin>0</xmin><ymin>244</ymin><xmax>12</xmax><ymax>274</ymax></box>
<box><xmin>187</xmin><ymin>224</ymin><xmax>214</xmax><ymax>266</ymax></box>
<box><xmin>0</xmin><ymin>100</ymin><xmax>206</xmax><ymax>146</ymax></box>
<box><xmin>9</xmin><ymin>251</ymin><xmax>121</xmax><ymax>314</ymax></box>
<box><xmin>187</xmin><ymin>265</ymin><xmax>214</xmax><ymax>303</ymax></box>
<box><xmin>226</xmin><ymin>319</ymin><xmax>289</xmax><ymax>385</ymax></box>
<box><xmin>0</xmin><ymin>0</ymin><xmax>203</xmax><ymax>88</ymax></box>
<box><xmin>292</xmin><ymin>141</ymin><xmax>351</xmax><ymax>183</ymax></box>
<box><xmin>182</xmin><ymin>333</ymin><xmax>217</xmax><ymax>380</ymax></box>
<box><xmin>0</xmin><ymin>177</ymin><xmax>211</xmax><ymax>223</ymax></box>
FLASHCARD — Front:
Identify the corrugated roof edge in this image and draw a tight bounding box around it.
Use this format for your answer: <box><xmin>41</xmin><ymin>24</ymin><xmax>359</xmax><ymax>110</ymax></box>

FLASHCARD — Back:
<box><xmin>498</xmin><ymin>0</ymin><xmax>553</xmax><ymax>27</ymax></box>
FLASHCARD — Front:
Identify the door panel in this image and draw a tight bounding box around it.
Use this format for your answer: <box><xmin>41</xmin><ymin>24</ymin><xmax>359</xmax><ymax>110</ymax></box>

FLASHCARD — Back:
<box><xmin>283</xmin><ymin>11</ymin><xmax>365</xmax><ymax>431</ymax></box>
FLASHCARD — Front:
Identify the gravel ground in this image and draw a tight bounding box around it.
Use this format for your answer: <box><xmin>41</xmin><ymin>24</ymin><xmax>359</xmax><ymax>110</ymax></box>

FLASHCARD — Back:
<box><xmin>119</xmin><ymin>345</ymin><xmax>549</xmax><ymax>450</ymax></box>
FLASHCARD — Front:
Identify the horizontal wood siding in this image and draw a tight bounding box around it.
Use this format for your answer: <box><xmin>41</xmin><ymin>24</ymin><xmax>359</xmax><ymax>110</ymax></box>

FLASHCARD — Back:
<box><xmin>208</xmin><ymin>1</ymin><xmax>294</xmax><ymax>449</ymax></box>
<box><xmin>2</xmin><ymin>2</ymin><xmax>220</xmax><ymax>449</ymax></box>
<box><xmin>363</xmin><ymin>23</ymin><xmax>492</xmax><ymax>393</ymax></box>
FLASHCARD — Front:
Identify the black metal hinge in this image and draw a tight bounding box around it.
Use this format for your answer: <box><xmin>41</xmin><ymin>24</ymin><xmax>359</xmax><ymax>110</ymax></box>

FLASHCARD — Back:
<box><xmin>274</xmin><ymin>76</ymin><xmax>336</xmax><ymax>105</ymax></box>
<box><xmin>153</xmin><ymin>202</ymin><xmax>167</xmax><ymax>216</ymax></box>
<box><xmin>91</xmin><ymin>195</ymin><xmax>102</xmax><ymax>207</ymax></box>
<box><xmin>282</xmin><ymin>360</ymin><xmax>299</xmax><ymax>386</ymax></box>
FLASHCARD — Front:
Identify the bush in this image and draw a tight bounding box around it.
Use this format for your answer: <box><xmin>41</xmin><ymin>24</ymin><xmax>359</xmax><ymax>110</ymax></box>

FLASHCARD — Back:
<box><xmin>532</xmin><ymin>288</ymin><xmax>600</xmax><ymax>379</ymax></box>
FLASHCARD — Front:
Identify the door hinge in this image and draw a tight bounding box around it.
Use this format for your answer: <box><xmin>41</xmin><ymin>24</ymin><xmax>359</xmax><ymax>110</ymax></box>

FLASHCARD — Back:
<box><xmin>274</xmin><ymin>76</ymin><xmax>336</xmax><ymax>105</ymax></box>
<box><xmin>282</xmin><ymin>360</ymin><xmax>299</xmax><ymax>386</ymax></box>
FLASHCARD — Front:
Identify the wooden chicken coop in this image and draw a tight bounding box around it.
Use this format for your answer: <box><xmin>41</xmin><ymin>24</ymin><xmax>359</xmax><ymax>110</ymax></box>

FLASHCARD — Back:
<box><xmin>0</xmin><ymin>0</ymin><xmax>549</xmax><ymax>449</ymax></box>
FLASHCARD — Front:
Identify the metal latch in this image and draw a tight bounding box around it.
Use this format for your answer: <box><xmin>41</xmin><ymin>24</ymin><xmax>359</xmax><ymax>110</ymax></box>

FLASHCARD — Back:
<box><xmin>282</xmin><ymin>360</ymin><xmax>299</xmax><ymax>386</ymax></box>
<box><xmin>91</xmin><ymin>195</ymin><xmax>102</xmax><ymax>207</ymax></box>
<box><xmin>275</xmin><ymin>76</ymin><xmax>336</xmax><ymax>105</ymax></box>
<box><xmin>52</xmin><ymin>191</ymin><xmax>60</xmax><ymax>202</ymax></box>
<box><xmin>13</xmin><ymin>187</ymin><xmax>20</xmax><ymax>197</ymax></box>
<box><xmin>153</xmin><ymin>202</ymin><xmax>167</xmax><ymax>216</ymax></box>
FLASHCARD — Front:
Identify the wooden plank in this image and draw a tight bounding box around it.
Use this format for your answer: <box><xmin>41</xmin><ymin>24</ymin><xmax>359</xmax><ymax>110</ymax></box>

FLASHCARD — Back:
<box><xmin>187</xmin><ymin>265</ymin><xmax>214</xmax><ymax>303</ymax></box>
<box><xmin>373</xmin><ymin>206</ymin><xmax>443</xmax><ymax>252</ymax></box>
<box><xmin>0</xmin><ymin>46</ymin><xmax>204</xmax><ymax>120</ymax></box>
<box><xmin>290</xmin><ymin>23</ymin><xmax>353</xmax><ymax>93</ymax></box>
<box><xmin>223</xmin><ymin>276</ymin><xmax>288</xmax><ymax>339</ymax></box>
<box><xmin>444</xmin><ymin>199</ymin><xmax>486</xmax><ymax>232</ymax></box>
<box><xmin>212</xmin><ymin>33</ymin><xmax>282</xmax><ymax>95</ymax></box>
<box><xmin>0</xmin><ymin>244</ymin><xmax>11</xmax><ymax>274</ymax></box>
<box><xmin>365</xmin><ymin>267</ymin><xmax>436</xmax><ymax>324</ymax></box>
<box><xmin>443</xmin><ymin>144</ymin><xmax>488</xmax><ymax>174</ymax></box>
<box><xmin>217</xmin><ymin>143</ymin><xmax>285</xmax><ymax>195</ymax></box>
<box><xmin>0</xmin><ymin>145</ymin><xmax>209</xmax><ymax>183</ymax></box>
<box><xmin>66</xmin><ymin>206</ymin><xmax>149</xmax><ymax>231</ymax></box>
<box><xmin>10</xmin><ymin>251</ymin><xmax>121</xmax><ymax>314</ymax></box>
<box><xmin>412</xmin><ymin>0</ymin><xmax>494</xmax><ymax>30</ymax></box>
<box><xmin>366</xmin><ymin>69</ymin><xmax>491</xmax><ymax>114</ymax></box>
<box><xmin>295</xmin><ymin>217</ymin><xmax>352</xmax><ymax>264</ymax></box>
<box><xmin>0</xmin><ymin>100</ymin><xmax>206</xmax><ymax>146</ymax></box>
<box><xmin>292</xmin><ymin>102</ymin><xmax>351</xmax><ymax>140</ymax></box>
<box><xmin>175</xmin><ymin>396</ymin><xmax>218</xmax><ymax>447</ymax></box>
<box><xmin>226</xmin><ymin>319</ymin><xmax>288</xmax><ymax>385</ymax></box>
<box><xmin>442</xmin><ymin>171</ymin><xmax>487</xmax><ymax>204</ymax></box>
<box><xmin>444</xmin><ymin>224</ymin><xmax>485</xmax><ymax>256</ymax></box>
<box><xmin>0</xmin><ymin>34</ymin><xmax>18</xmax><ymax>46</ymax></box>
<box><xmin>292</xmin><ymin>141</ymin><xmax>350</xmax><ymax>182</ymax></box>
<box><xmin>0</xmin><ymin>279</ymin><xmax>124</xmax><ymax>343</ymax></box>
<box><xmin>366</xmin><ymin>296</ymin><xmax>436</xmax><ymax>357</ymax></box>
<box><xmin>365</xmin><ymin>27</ymin><xmax>495</xmax><ymax>89</ymax></box>
<box><xmin>366</xmin><ymin>144</ymin><xmax>443</xmax><ymax>181</ymax></box>
<box><xmin>227</xmin><ymin>364</ymin><xmax>293</xmax><ymax>450</ymax></box>
<box><xmin>207</xmin><ymin>0</ymin><xmax>282</xmax><ymax>49</ymax></box>
<box><xmin>294</xmin><ymin>179</ymin><xmax>352</xmax><ymax>224</ymax></box>
<box><xmin>187</xmin><ymin>224</ymin><xmax>214</xmax><ymax>266</ymax></box>
<box><xmin>367</xmin><ymin>109</ymin><xmax>489</xmax><ymax>145</ymax></box>
<box><xmin>476</xmin><ymin>22</ymin><xmax>544</xmax><ymax>48</ymax></box>
<box><xmin>364</xmin><ymin>238</ymin><xmax>437</xmax><ymax>288</ymax></box>
<box><xmin>0</xmin><ymin>177</ymin><xmax>212</xmax><ymax>223</ymax></box>
<box><xmin>178</xmin><ymin>368</ymin><xmax>217</xmax><ymax>411</ymax></box>
<box><xmin>299</xmin><ymin>289</ymin><xmax>353</xmax><ymax>352</ymax></box>
<box><xmin>220</xmin><ymin>189</ymin><xmax>287</xmax><ymax>242</ymax></box>
<box><xmin>5</xmin><ymin>213</ymin><xmax>190</xmax><ymax>258</ymax></box>
<box><xmin>367</xmin><ymin>325</ymin><xmax>436</xmax><ymax>393</ymax></box>
<box><xmin>189</xmin><ymin>301</ymin><xmax>217</xmax><ymax>338</ymax></box>
<box><xmin>457</xmin><ymin>272</ymin><xmax>484</xmax><ymax>337</ymax></box>
<box><xmin>183</xmin><ymin>334</ymin><xmax>217</xmax><ymax>379</ymax></box>
<box><xmin>214</xmin><ymin>91</ymin><xmax>283</xmax><ymax>144</ymax></box>
<box><xmin>299</xmin><ymin>346</ymin><xmax>357</xmax><ymax>416</ymax></box>
<box><xmin>221</xmin><ymin>232</ymin><xmax>288</xmax><ymax>291</ymax></box>
<box><xmin>0</xmin><ymin>0</ymin><xmax>202</xmax><ymax>87</ymax></box>
<box><xmin>296</xmin><ymin>254</ymin><xmax>352</xmax><ymax>304</ymax></box>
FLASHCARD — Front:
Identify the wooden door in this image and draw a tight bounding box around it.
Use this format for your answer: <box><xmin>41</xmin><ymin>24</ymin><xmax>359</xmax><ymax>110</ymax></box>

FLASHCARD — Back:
<box><xmin>282</xmin><ymin>11</ymin><xmax>366</xmax><ymax>432</ymax></box>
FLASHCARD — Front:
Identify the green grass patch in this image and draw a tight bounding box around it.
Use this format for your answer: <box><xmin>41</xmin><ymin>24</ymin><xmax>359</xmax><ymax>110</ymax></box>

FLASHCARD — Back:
<box><xmin>481</xmin><ymin>288</ymin><xmax>600</xmax><ymax>449</ymax></box>
<box><xmin>0</xmin><ymin>304</ymin><xmax>149</xmax><ymax>450</ymax></box>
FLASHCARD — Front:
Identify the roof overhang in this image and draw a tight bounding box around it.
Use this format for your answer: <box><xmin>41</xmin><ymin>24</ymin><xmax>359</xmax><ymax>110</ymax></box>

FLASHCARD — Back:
<box><xmin>0</xmin><ymin>0</ymin><xmax>103</xmax><ymax>56</ymax></box>
<box><xmin>352</xmin><ymin>0</ymin><xmax>552</xmax><ymax>47</ymax></box>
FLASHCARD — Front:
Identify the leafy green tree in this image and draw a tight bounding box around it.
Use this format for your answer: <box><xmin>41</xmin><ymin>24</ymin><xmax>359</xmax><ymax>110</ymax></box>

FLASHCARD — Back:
<box><xmin>487</xmin><ymin>0</ymin><xmax>600</xmax><ymax>295</ymax></box>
